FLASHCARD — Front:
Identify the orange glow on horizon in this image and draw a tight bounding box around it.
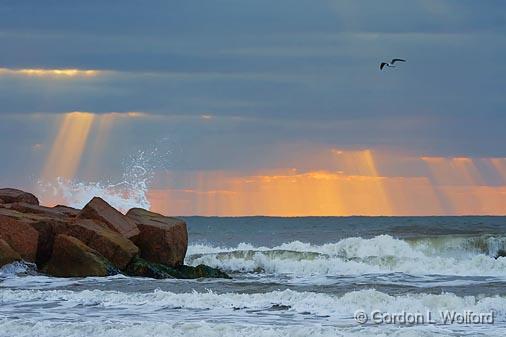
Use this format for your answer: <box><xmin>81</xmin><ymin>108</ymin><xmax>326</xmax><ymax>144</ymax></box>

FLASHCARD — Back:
<box><xmin>332</xmin><ymin>149</ymin><xmax>392</xmax><ymax>214</ymax></box>
<box><xmin>146</xmin><ymin>151</ymin><xmax>506</xmax><ymax>216</ymax></box>
<box><xmin>148</xmin><ymin>170</ymin><xmax>446</xmax><ymax>216</ymax></box>
<box><xmin>148</xmin><ymin>168</ymin><xmax>506</xmax><ymax>216</ymax></box>
<box><xmin>422</xmin><ymin>156</ymin><xmax>484</xmax><ymax>185</ymax></box>
<box><xmin>421</xmin><ymin>156</ymin><xmax>493</xmax><ymax>212</ymax></box>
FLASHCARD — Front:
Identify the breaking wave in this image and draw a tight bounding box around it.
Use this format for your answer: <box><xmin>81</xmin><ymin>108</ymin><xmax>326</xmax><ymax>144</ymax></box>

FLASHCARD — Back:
<box><xmin>37</xmin><ymin>177</ymin><xmax>150</xmax><ymax>213</ymax></box>
<box><xmin>36</xmin><ymin>143</ymin><xmax>174</xmax><ymax>213</ymax></box>
<box><xmin>4</xmin><ymin>319</ymin><xmax>504</xmax><ymax>337</ymax></box>
<box><xmin>0</xmin><ymin>261</ymin><xmax>37</xmax><ymax>278</ymax></box>
<box><xmin>1</xmin><ymin>288</ymin><xmax>506</xmax><ymax>320</ymax></box>
<box><xmin>186</xmin><ymin>235</ymin><xmax>506</xmax><ymax>277</ymax></box>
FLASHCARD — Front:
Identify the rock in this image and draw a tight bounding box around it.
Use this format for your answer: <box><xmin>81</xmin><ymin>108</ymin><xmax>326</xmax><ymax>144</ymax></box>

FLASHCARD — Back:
<box><xmin>126</xmin><ymin>208</ymin><xmax>187</xmax><ymax>267</ymax></box>
<box><xmin>0</xmin><ymin>203</ymin><xmax>138</xmax><ymax>270</ymax></box>
<box><xmin>0</xmin><ymin>207</ymin><xmax>31</xmax><ymax>220</ymax></box>
<box><xmin>52</xmin><ymin>205</ymin><xmax>80</xmax><ymax>217</ymax></box>
<box><xmin>0</xmin><ymin>198</ymin><xmax>4</xmax><ymax>204</ymax></box>
<box><xmin>78</xmin><ymin>197</ymin><xmax>139</xmax><ymax>238</ymax></box>
<box><xmin>5</xmin><ymin>202</ymin><xmax>65</xmax><ymax>218</ymax></box>
<box><xmin>125</xmin><ymin>256</ymin><xmax>230</xmax><ymax>279</ymax></box>
<box><xmin>6</xmin><ymin>202</ymin><xmax>79</xmax><ymax>219</ymax></box>
<box><xmin>0</xmin><ymin>214</ymin><xmax>39</xmax><ymax>262</ymax></box>
<box><xmin>43</xmin><ymin>234</ymin><xmax>118</xmax><ymax>277</ymax></box>
<box><xmin>60</xmin><ymin>219</ymin><xmax>139</xmax><ymax>269</ymax></box>
<box><xmin>0</xmin><ymin>188</ymin><xmax>39</xmax><ymax>205</ymax></box>
<box><xmin>28</xmin><ymin>216</ymin><xmax>70</xmax><ymax>267</ymax></box>
<box><xmin>2</xmin><ymin>210</ymin><xmax>137</xmax><ymax>269</ymax></box>
<box><xmin>0</xmin><ymin>238</ymin><xmax>22</xmax><ymax>267</ymax></box>
<box><xmin>125</xmin><ymin>256</ymin><xmax>176</xmax><ymax>279</ymax></box>
<box><xmin>0</xmin><ymin>207</ymin><xmax>41</xmax><ymax>220</ymax></box>
<box><xmin>0</xmin><ymin>208</ymin><xmax>72</xmax><ymax>267</ymax></box>
<box><xmin>178</xmin><ymin>264</ymin><xmax>231</xmax><ymax>279</ymax></box>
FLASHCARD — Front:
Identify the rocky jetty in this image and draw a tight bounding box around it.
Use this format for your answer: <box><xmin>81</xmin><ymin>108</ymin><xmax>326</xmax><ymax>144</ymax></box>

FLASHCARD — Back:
<box><xmin>0</xmin><ymin>188</ymin><xmax>229</xmax><ymax>279</ymax></box>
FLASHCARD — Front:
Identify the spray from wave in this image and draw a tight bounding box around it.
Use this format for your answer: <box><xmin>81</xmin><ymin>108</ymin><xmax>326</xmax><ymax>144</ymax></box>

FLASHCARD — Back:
<box><xmin>37</xmin><ymin>140</ymin><xmax>175</xmax><ymax>213</ymax></box>
<box><xmin>0</xmin><ymin>261</ymin><xmax>38</xmax><ymax>278</ymax></box>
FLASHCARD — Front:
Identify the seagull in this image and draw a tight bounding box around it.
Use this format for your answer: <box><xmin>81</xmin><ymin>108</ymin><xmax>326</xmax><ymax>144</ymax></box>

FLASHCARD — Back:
<box><xmin>380</xmin><ymin>58</ymin><xmax>407</xmax><ymax>70</ymax></box>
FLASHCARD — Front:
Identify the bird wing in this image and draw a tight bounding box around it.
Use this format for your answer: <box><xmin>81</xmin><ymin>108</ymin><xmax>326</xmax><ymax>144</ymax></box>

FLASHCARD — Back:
<box><xmin>391</xmin><ymin>58</ymin><xmax>406</xmax><ymax>64</ymax></box>
<box><xmin>380</xmin><ymin>62</ymin><xmax>387</xmax><ymax>70</ymax></box>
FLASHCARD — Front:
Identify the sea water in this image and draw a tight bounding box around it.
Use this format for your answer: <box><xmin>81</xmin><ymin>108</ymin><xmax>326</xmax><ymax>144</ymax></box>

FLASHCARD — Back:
<box><xmin>2</xmin><ymin>216</ymin><xmax>506</xmax><ymax>337</ymax></box>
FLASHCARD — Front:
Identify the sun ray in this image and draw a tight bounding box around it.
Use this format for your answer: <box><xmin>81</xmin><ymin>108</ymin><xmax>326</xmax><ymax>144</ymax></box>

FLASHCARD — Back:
<box><xmin>332</xmin><ymin>149</ymin><xmax>393</xmax><ymax>214</ymax></box>
<box><xmin>490</xmin><ymin>158</ymin><xmax>506</xmax><ymax>183</ymax></box>
<box><xmin>81</xmin><ymin>113</ymin><xmax>116</xmax><ymax>178</ymax></box>
<box><xmin>41</xmin><ymin>112</ymin><xmax>96</xmax><ymax>181</ymax></box>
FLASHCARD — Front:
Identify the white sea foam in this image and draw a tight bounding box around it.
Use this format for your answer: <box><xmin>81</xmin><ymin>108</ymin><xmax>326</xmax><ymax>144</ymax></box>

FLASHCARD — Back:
<box><xmin>3</xmin><ymin>319</ymin><xmax>499</xmax><ymax>337</ymax></box>
<box><xmin>0</xmin><ymin>272</ymin><xmax>130</xmax><ymax>290</ymax></box>
<box><xmin>0</xmin><ymin>261</ymin><xmax>34</xmax><ymax>278</ymax></box>
<box><xmin>1</xmin><ymin>289</ymin><xmax>506</xmax><ymax>337</ymax></box>
<box><xmin>186</xmin><ymin>235</ymin><xmax>506</xmax><ymax>277</ymax></box>
<box><xmin>1</xmin><ymin>288</ymin><xmax>505</xmax><ymax>320</ymax></box>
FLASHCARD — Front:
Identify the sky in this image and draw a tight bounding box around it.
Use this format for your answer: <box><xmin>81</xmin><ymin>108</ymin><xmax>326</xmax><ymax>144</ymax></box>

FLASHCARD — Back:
<box><xmin>1</xmin><ymin>0</ymin><xmax>506</xmax><ymax>215</ymax></box>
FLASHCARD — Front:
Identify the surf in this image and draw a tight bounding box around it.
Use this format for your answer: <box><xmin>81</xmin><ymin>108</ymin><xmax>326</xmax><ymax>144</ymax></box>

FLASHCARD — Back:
<box><xmin>186</xmin><ymin>235</ymin><xmax>506</xmax><ymax>277</ymax></box>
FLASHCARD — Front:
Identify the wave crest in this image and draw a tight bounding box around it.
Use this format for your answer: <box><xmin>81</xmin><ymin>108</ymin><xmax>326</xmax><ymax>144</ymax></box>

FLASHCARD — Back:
<box><xmin>2</xmin><ymin>288</ymin><xmax>506</xmax><ymax>319</ymax></box>
<box><xmin>186</xmin><ymin>235</ymin><xmax>506</xmax><ymax>277</ymax></box>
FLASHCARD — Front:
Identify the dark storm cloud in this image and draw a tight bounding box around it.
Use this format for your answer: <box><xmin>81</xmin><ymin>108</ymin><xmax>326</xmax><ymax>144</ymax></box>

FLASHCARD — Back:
<box><xmin>1</xmin><ymin>0</ymin><xmax>505</xmax><ymax>71</ymax></box>
<box><xmin>1</xmin><ymin>0</ymin><xmax>506</xmax><ymax>183</ymax></box>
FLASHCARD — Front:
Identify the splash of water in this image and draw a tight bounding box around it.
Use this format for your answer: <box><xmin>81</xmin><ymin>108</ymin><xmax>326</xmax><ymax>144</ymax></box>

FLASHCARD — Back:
<box><xmin>38</xmin><ymin>177</ymin><xmax>150</xmax><ymax>213</ymax></box>
<box><xmin>38</xmin><ymin>141</ymin><xmax>175</xmax><ymax>213</ymax></box>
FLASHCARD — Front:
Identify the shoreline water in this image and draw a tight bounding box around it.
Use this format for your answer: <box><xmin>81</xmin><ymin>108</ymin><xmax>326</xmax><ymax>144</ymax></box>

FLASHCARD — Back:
<box><xmin>2</xmin><ymin>216</ymin><xmax>506</xmax><ymax>336</ymax></box>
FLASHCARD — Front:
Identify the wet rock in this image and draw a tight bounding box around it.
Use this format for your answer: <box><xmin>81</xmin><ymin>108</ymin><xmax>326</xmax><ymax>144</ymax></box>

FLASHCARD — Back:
<box><xmin>125</xmin><ymin>256</ymin><xmax>230</xmax><ymax>279</ymax></box>
<box><xmin>43</xmin><ymin>234</ymin><xmax>118</xmax><ymax>277</ymax></box>
<box><xmin>0</xmin><ymin>238</ymin><xmax>22</xmax><ymax>267</ymax></box>
<box><xmin>0</xmin><ymin>188</ymin><xmax>39</xmax><ymax>205</ymax></box>
<box><xmin>0</xmin><ymin>214</ymin><xmax>39</xmax><ymax>262</ymax></box>
<box><xmin>78</xmin><ymin>197</ymin><xmax>139</xmax><ymax>238</ymax></box>
<box><xmin>177</xmin><ymin>264</ymin><xmax>231</xmax><ymax>279</ymax></box>
<box><xmin>269</xmin><ymin>304</ymin><xmax>291</xmax><ymax>311</ymax></box>
<box><xmin>126</xmin><ymin>208</ymin><xmax>187</xmax><ymax>267</ymax></box>
<box><xmin>60</xmin><ymin>219</ymin><xmax>139</xmax><ymax>269</ymax></box>
<box><xmin>125</xmin><ymin>256</ymin><xmax>176</xmax><ymax>279</ymax></box>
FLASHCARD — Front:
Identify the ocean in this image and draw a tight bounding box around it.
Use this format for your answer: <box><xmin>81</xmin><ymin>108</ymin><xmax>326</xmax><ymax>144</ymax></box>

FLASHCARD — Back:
<box><xmin>2</xmin><ymin>216</ymin><xmax>506</xmax><ymax>337</ymax></box>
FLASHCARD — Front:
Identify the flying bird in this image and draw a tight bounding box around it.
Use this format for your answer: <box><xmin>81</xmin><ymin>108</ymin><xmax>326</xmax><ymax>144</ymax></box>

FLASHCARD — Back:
<box><xmin>380</xmin><ymin>58</ymin><xmax>407</xmax><ymax>70</ymax></box>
